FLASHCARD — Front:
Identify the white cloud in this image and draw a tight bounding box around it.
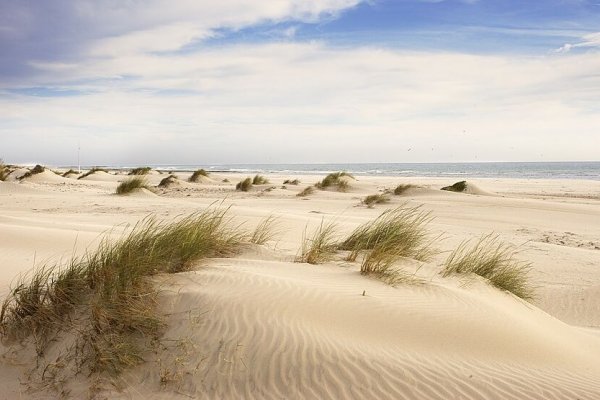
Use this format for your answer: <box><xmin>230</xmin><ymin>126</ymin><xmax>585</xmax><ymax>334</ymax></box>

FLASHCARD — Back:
<box><xmin>556</xmin><ymin>32</ymin><xmax>600</xmax><ymax>53</ymax></box>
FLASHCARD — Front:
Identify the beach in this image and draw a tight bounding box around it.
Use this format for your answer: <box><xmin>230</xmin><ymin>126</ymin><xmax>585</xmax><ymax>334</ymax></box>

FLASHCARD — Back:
<box><xmin>1</xmin><ymin>167</ymin><xmax>599</xmax><ymax>399</ymax></box>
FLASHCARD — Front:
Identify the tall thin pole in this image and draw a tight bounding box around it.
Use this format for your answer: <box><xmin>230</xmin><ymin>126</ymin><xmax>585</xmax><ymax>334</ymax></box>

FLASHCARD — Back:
<box><xmin>78</xmin><ymin>141</ymin><xmax>81</xmax><ymax>173</ymax></box>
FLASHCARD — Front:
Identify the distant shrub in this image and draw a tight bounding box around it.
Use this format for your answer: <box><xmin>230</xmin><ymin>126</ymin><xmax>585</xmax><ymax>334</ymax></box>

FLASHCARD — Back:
<box><xmin>116</xmin><ymin>178</ymin><xmax>150</xmax><ymax>194</ymax></box>
<box><xmin>252</xmin><ymin>175</ymin><xmax>269</xmax><ymax>185</ymax></box>
<box><xmin>189</xmin><ymin>169</ymin><xmax>209</xmax><ymax>182</ymax></box>
<box><xmin>236</xmin><ymin>177</ymin><xmax>253</xmax><ymax>192</ymax></box>
<box><xmin>393</xmin><ymin>184</ymin><xmax>415</xmax><ymax>195</ymax></box>
<box><xmin>222</xmin><ymin>178</ymin><xmax>230</xmax><ymax>183</ymax></box>
<box><xmin>19</xmin><ymin>164</ymin><xmax>45</xmax><ymax>180</ymax></box>
<box><xmin>441</xmin><ymin>181</ymin><xmax>467</xmax><ymax>192</ymax></box>
<box><xmin>297</xmin><ymin>186</ymin><xmax>315</xmax><ymax>197</ymax></box>
<box><xmin>441</xmin><ymin>234</ymin><xmax>534</xmax><ymax>300</ymax></box>
<box><xmin>362</xmin><ymin>194</ymin><xmax>390</xmax><ymax>207</ymax></box>
<box><xmin>315</xmin><ymin>171</ymin><xmax>354</xmax><ymax>192</ymax></box>
<box><xmin>78</xmin><ymin>167</ymin><xmax>108</xmax><ymax>180</ymax></box>
<box><xmin>158</xmin><ymin>175</ymin><xmax>178</xmax><ymax>188</ymax></box>
<box><xmin>0</xmin><ymin>160</ymin><xmax>7</xmax><ymax>181</ymax></box>
<box><xmin>283</xmin><ymin>179</ymin><xmax>300</xmax><ymax>185</ymax></box>
<box><xmin>129</xmin><ymin>167</ymin><xmax>152</xmax><ymax>176</ymax></box>
<box><xmin>62</xmin><ymin>169</ymin><xmax>78</xmax><ymax>177</ymax></box>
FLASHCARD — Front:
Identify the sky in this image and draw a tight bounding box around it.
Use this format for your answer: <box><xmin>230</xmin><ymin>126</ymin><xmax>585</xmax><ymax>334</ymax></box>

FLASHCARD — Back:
<box><xmin>1</xmin><ymin>0</ymin><xmax>599</xmax><ymax>166</ymax></box>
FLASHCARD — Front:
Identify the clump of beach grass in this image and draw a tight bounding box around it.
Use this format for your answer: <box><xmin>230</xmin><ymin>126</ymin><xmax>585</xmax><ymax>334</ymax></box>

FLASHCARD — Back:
<box><xmin>250</xmin><ymin>215</ymin><xmax>280</xmax><ymax>245</ymax></box>
<box><xmin>340</xmin><ymin>204</ymin><xmax>435</xmax><ymax>263</ymax></box>
<box><xmin>359</xmin><ymin>240</ymin><xmax>423</xmax><ymax>286</ymax></box>
<box><xmin>78</xmin><ymin>167</ymin><xmax>108</xmax><ymax>180</ymax></box>
<box><xmin>393</xmin><ymin>184</ymin><xmax>416</xmax><ymax>195</ymax></box>
<box><xmin>295</xmin><ymin>220</ymin><xmax>338</xmax><ymax>264</ymax></box>
<box><xmin>0</xmin><ymin>160</ymin><xmax>7</xmax><ymax>181</ymax></box>
<box><xmin>61</xmin><ymin>169</ymin><xmax>78</xmax><ymax>177</ymax></box>
<box><xmin>116</xmin><ymin>177</ymin><xmax>151</xmax><ymax>195</ymax></box>
<box><xmin>129</xmin><ymin>167</ymin><xmax>152</xmax><ymax>176</ymax></box>
<box><xmin>188</xmin><ymin>169</ymin><xmax>209</xmax><ymax>182</ymax></box>
<box><xmin>315</xmin><ymin>171</ymin><xmax>354</xmax><ymax>192</ymax></box>
<box><xmin>236</xmin><ymin>177</ymin><xmax>253</xmax><ymax>192</ymax></box>
<box><xmin>441</xmin><ymin>234</ymin><xmax>534</xmax><ymax>300</ymax></box>
<box><xmin>362</xmin><ymin>193</ymin><xmax>390</xmax><ymax>207</ymax></box>
<box><xmin>283</xmin><ymin>179</ymin><xmax>300</xmax><ymax>185</ymax></box>
<box><xmin>441</xmin><ymin>180</ymin><xmax>467</xmax><ymax>192</ymax></box>
<box><xmin>0</xmin><ymin>208</ymin><xmax>244</xmax><ymax>376</ymax></box>
<box><xmin>297</xmin><ymin>186</ymin><xmax>315</xmax><ymax>197</ymax></box>
<box><xmin>158</xmin><ymin>175</ymin><xmax>178</xmax><ymax>188</ymax></box>
<box><xmin>19</xmin><ymin>164</ymin><xmax>45</xmax><ymax>180</ymax></box>
<box><xmin>252</xmin><ymin>175</ymin><xmax>269</xmax><ymax>185</ymax></box>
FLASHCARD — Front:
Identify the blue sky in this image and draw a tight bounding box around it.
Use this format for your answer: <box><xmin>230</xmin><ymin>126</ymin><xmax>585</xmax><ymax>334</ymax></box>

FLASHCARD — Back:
<box><xmin>1</xmin><ymin>0</ymin><xmax>599</xmax><ymax>165</ymax></box>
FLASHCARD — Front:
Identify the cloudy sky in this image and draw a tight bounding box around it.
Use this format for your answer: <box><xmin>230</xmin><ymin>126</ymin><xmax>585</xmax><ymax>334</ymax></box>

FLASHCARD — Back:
<box><xmin>1</xmin><ymin>0</ymin><xmax>599</xmax><ymax>166</ymax></box>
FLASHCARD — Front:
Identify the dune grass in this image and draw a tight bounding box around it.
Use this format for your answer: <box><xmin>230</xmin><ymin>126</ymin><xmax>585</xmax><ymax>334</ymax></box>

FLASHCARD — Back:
<box><xmin>362</xmin><ymin>193</ymin><xmax>391</xmax><ymax>207</ymax></box>
<box><xmin>393</xmin><ymin>184</ymin><xmax>416</xmax><ymax>195</ymax></box>
<box><xmin>296</xmin><ymin>186</ymin><xmax>315</xmax><ymax>197</ymax></box>
<box><xmin>236</xmin><ymin>177</ymin><xmax>253</xmax><ymax>192</ymax></box>
<box><xmin>283</xmin><ymin>179</ymin><xmax>300</xmax><ymax>185</ymax></box>
<box><xmin>441</xmin><ymin>234</ymin><xmax>534</xmax><ymax>300</ymax></box>
<box><xmin>19</xmin><ymin>164</ymin><xmax>45</xmax><ymax>180</ymax></box>
<box><xmin>0</xmin><ymin>161</ymin><xmax>7</xmax><ymax>181</ymax></box>
<box><xmin>189</xmin><ymin>169</ymin><xmax>209</xmax><ymax>182</ymax></box>
<box><xmin>359</xmin><ymin>240</ymin><xmax>423</xmax><ymax>286</ymax></box>
<box><xmin>340</xmin><ymin>205</ymin><xmax>435</xmax><ymax>263</ymax></box>
<box><xmin>0</xmin><ymin>208</ymin><xmax>245</xmax><ymax>375</ymax></box>
<box><xmin>315</xmin><ymin>171</ymin><xmax>353</xmax><ymax>192</ymax></box>
<box><xmin>295</xmin><ymin>220</ymin><xmax>338</xmax><ymax>264</ymax></box>
<box><xmin>78</xmin><ymin>167</ymin><xmax>108</xmax><ymax>180</ymax></box>
<box><xmin>129</xmin><ymin>167</ymin><xmax>152</xmax><ymax>176</ymax></box>
<box><xmin>116</xmin><ymin>177</ymin><xmax>151</xmax><ymax>194</ymax></box>
<box><xmin>158</xmin><ymin>175</ymin><xmax>178</xmax><ymax>188</ymax></box>
<box><xmin>441</xmin><ymin>180</ymin><xmax>467</xmax><ymax>192</ymax></box>
<box><xmin>61</xmin><ymin>169</ymin><xmax>78</xmax><ymax>177</ymax></box>
<box><xmin>252</xmin><ymin>175</ymin><xmax>269</xmax><ymax>185</ymax></box>
<box><xmin>250</xmin><ymin>215</ymin><xmax>280</xmax><ymax>245</ymax></box>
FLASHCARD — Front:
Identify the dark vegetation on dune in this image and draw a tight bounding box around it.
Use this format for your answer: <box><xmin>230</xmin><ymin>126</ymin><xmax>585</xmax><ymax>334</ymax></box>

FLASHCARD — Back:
<box><xmin>18</xmin><ymin>164</ymin><xmax>45</xmax><ymax>180</ymax></box>
<box><xmin>78</xmin><ymin>167</ymin><xmax>108</xmax><ymax>180</ymax></box>
<box><xmin>189</xmin><ymin>169</ymin><xmax>209</xmax><ymax>182</ymax></box>
<box><xmin>129</xmin><ymin>167</ymin><xmax>152</xmax><ymax>176</ymax></box>
<box><xmin>116</xmin><ymin>177</ymin><xmax>151</xmax><ymax>194</ymax></box>
<box><xmin>441</xmin><ymin>181</ymin><xmax>467</xmax><ymax>192</ymax></box>
<box><xmin>315</xmin><ymin>172</ymin><xmax>354</xmax><ymax>192</ymax></box>
<box><xmin>236</xmin><ymin>177</ymin><xmax>253</xmax><ymax>192</ymax></box>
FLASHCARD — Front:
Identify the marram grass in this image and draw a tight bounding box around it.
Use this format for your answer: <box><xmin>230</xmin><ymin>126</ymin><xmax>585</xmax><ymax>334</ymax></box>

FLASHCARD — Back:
<box><xmin>0</xmin><ymin>208</ymin><xmax>245</xmax><ymax>375</ymax></box>
<box><xmin>295</xmin><ymin>220</ymin><xmax>338</xmax><ymax>264</ymax></box>
<box><xmin>116</xmin><ymin>177</ymin><xmax>151</xmax><ymax>194</ymax></box>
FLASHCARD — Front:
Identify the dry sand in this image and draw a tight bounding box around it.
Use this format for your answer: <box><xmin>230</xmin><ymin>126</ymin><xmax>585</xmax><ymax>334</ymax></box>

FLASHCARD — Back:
<box><xmin>1</xmin><ymin>169</ymin><xmax>599</xmax><ymax>399</ymax></box>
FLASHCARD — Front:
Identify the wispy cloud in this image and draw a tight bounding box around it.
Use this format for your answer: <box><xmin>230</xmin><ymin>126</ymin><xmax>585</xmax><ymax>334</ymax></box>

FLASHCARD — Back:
<box><xmin>556</xmin><ymin>32</ymin><xmax>600</xmax><ymax>52</ymax></box>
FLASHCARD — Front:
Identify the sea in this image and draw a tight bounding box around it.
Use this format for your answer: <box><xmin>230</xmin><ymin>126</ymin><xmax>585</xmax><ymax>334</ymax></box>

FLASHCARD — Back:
<box><xmin>109</xmin><ymin>162</ymin><xmax>600</xmax><ymax>181</ymax></box>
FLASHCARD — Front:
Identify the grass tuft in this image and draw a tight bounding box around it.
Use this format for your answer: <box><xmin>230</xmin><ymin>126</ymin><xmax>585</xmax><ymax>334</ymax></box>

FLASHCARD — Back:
<box><xmin>78</xmin><ymin>168</ymin><xmax>108</xmax><ymax>180</ymax></box>
<box><xmin>340</xmin><ymin>204</ymin><xmax>435</xmax><ymax>263</ymax></box>
<box><xmin>295</xmin><ymin>220</ymin><xmax>338</xmax><ymax>264</ymax></box>
<box><xmin>441</xmin><ymin>181</ymin><xmax>467</xmax><ymax>192</ymax></box>
<box><xmin>296</xmin><ymin>186</ymin><xmax>315</xmax><ymax>197</ymax></box>
<box><xmin>129</xmin><ymin>167</ymin><xmax>152</xmax><ymax>176</ymax></box>
<box><xmin>315</xmin><ymin>171</ymin><xmax>354</xmax><ymax>192</ymax></box>
<box><xmin>252</xmin><ymin>175</ymin><xmax>269</xmax><ymax>185</ymax></box>
<box><xmin>158</xmin><ymin>175</ymin><xmax>178</xmax><ymax>188</ymax></box>
<box><xmin>362</xmin><ymin>194</ymin><xmax>390</xmax><ymax>207</ymax></box>
<box><xmin>250</xmin><ymin>215</ymin><xmax>280</xmax><ymax>245</ymax></box>
<box><xmin>0</xmin><ymin>208</ymin><xmax>245</xmax><ymax>375</ymax></box>
<box><xmin>19</xmin><ymin>164</ymin><xmax>45</xmax><ymax>180</ymax></box>
<box><xmin>393</xmin><ymin>184</ymin><xmax>416</xmax><ymax>195</ymax></box>
<box><xmin>61</xmin><ymin>169</ymin><xmax>78</xmax><ymax>177</ymax></box>
<box><xmin>236</xmin><ymin>177</ymin><xmax>253</xmax><ymax>192</ymax></box>
<box><xmin>189</xmin><ymin>169</ymin><xmax>209</xmax><ymax>182</ymax></box>
<box><xmin>283</xmin><ymin>179</ymin><xmax>300</xmax><ymax>185</ymax></box>
<box><xmin>0</xmin><ymin>161</ymin><xmax>7</xmax><ymax>181</ymax></box>
<box><xmin>116</xmin><ymin>178</ymin><xmax>151</xmax><ymax>195</ymax></box>
<box><xmin>441</xmin><ymin>234</ymin><xmax>534</xmax><ymax>300</ymax></box>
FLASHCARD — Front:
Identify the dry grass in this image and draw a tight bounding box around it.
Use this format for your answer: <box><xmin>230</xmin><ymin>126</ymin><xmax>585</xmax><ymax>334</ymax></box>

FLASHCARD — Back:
<box><xmin>78</xmin><ymin>167</ymin><xmax>108</xmax><ymax>180</ymax></box>
<box><xmin>362</xmin><ymin>193</ymin><xmax>391</xmax><ymax>207</ymax></box>
<box><xmin>189</xmin><ymin>169</ymin><xmax>209</xmax><ymax>182</ymax></box>
<box><xmin>340</xmin><ymin>205</ymin><xmax>435</xmax><ymax>263</ymax></box>
<box><xmin>441</xmin><ymin>234</ymin><xmax>534</xmax><ymax>300</ymax></box>
<box><xmin>283</xmin><ymin>179</ymin><xmax>300</xmax><ymax>185</ymax></box>
<box><xmin>252</xmin><ymin>175</ymin><xmax>269</xmax><ymax>185</ymax></box>
<box><xmin>441</xmin><ymin>181</ymin><xmax>467</xmax><ymax>192</ymax></box>
<box><xmin>0</xmin><ymin>208</ymin><xmax>244</xmax><ymax>375</ymax></box>
<box><xmin>19</xmin><ymin>164</ymin><xmax>45</xmax><ymax>180</ymax></box>
<box><xmin>236</xmin><ymin>177</ymin><xmax>252</xmax><ymax>192</ymax></box>
<box><xmin>0</xmin><ymin>161</ymin><xmax>7</xmax><ymax>181</ymax></box>
<box><xmin>393</xmin><ymin>184</ymin><xmax>416</xmax><ymax>195</ymax></box>
<box><xmin>315</xmin><ymin>172</ymin><xmax>354</xmax><ymax>192</ymax></box>
<box><xmin>158</xmin><ymin>175</ymin><xmax>178</xmax><ymax>188</ymax></box>
<box><xmin>296</xmin><ymin>186</ymin><xmax>315</xmax><ymax>197</ymax></box>
<box><xmin>360</xmin><ymin>240</ymin><xmax>423</xmax><ymax>286</ymax></box>
<box><xmin>250</xmin><ymin>215</ymin><xmax>280</xmax><ymax>245</ymax></box>
<box><xmin>128</xmin><ymin>167</ymin><xmax>152</xmax><ymax>176</ymax></box>
<box><xmin>116</xmin><ymin>178</ymin><xmax>151</xmax><ymax>194</ymax></box>
<box><xmin>61</xmin><ymin>169</ymin><xmax>78</xmax><ymax>177</ymax></box>
<box><xmin>295</xmin><ymin>220</ymin><xmax>338</xmax><ymax>264</ymax></box>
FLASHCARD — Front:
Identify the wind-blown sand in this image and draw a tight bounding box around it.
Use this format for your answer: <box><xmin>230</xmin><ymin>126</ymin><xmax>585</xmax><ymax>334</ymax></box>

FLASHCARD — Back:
<box><xmin>1</xmin><ymin>171</ymin><xmax>599</xmax><ymax>399</ymax></box>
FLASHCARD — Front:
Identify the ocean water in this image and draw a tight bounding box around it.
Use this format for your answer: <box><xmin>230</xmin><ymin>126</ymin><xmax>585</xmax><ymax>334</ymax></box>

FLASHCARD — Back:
<box><xmin>135</xmin><ymin>162</ymin><xmax>600</xmax><ymax>181</ymax></box>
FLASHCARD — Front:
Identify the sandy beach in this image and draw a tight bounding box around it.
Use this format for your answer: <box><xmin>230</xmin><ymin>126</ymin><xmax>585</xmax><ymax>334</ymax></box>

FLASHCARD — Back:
<box><xmin>0</xmin><ymin>167</ymin><xmax>598</xmax><ymax>399</ymax></box>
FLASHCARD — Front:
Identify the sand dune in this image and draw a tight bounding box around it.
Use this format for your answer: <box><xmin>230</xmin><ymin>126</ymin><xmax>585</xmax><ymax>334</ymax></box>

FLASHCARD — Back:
<box><xmin>0</xmin><ymin>172</ymin><xmax>599</xmax><ymax>399</ymax></box>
